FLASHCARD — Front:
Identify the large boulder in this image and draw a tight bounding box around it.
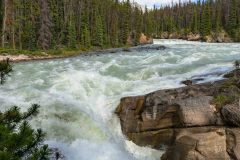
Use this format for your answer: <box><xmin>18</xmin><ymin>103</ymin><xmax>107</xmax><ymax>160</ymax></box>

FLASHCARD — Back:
<box><xmin>115</xmin><ymin>74</ymin><xmax>240</xmax><ymax>160</ymax></box>
<box><xmin>162</xmin><ymin>127</ymin><xmax>231</xmax><ymax>160</ymax></box>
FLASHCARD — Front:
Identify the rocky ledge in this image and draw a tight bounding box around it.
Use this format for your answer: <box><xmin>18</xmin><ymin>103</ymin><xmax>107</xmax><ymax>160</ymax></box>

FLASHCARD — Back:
<box><xmin>115</xmin><ymin>69</ymin><xmax>240</xmax><ymax>160</ymax></box>
<box><xmin>158</xmin><ymin>30</ymin><xmax>233</xmax><ymax>43</ymax></box>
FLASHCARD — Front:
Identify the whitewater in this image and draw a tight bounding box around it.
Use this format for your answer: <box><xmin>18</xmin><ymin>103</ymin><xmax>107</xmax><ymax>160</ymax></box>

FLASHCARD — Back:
<box><xmin>0</xmin><ymin>39</ymin><xmax>239</xmax><ymax>160</ymax></box>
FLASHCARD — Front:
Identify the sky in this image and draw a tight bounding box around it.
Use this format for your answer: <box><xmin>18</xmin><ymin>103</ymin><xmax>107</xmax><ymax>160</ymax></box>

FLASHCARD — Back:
<box><xmin>132</xmin><ymin>0</ymin><xmax>194</xmax><ymax>8</ymax></box>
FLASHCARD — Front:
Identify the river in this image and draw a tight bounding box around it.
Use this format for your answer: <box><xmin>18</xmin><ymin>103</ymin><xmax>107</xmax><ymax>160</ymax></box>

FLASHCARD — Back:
<box><xmin>0</xmin><ymin>39</ymin><xmax>239</xmax><ymax>160</ymax></box>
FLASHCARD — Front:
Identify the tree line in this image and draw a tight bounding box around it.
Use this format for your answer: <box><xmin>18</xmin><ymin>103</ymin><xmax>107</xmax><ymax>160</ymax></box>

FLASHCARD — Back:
<box><xmin>0</xmin><ymin>0</ymin><xmax>149</xmax><ymax>51</ymax></box>
<box><xmin>148</xmin><ymin>0</ymin><xmax>240</xmax><ymax>41</ymax></box>
<box><xmin>0</xmin><ymin>0</ymin><xmax>240</xmax><ymax>52</ymax></box>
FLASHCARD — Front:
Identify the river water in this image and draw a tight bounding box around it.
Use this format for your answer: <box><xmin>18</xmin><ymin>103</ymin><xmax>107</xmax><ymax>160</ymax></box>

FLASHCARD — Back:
<box><xmin>0</xmin><ymin>39</ymin><xmax>239</xmax><ymax>160</ymax></box>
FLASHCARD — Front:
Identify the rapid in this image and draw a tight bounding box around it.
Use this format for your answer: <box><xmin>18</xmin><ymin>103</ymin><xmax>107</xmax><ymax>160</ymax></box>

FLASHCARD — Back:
<box><xmin>0</xmin><ymin>39</ymin><xmax>239</xmax><ymax>160</ymax></box>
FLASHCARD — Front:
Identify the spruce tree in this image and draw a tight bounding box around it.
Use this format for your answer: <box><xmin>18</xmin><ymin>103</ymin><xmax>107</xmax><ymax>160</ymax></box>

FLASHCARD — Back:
<box><xmin>26</xmin><ymin>22</ymin><xmax>37</xmax><ymax>51</ymax></box>
<box><xmin>109</xmin><ymin>0</ymin><xmax>119</xmax><ymax>47</ymax></box>
<box><xmin>202</xmin><ymin>1</ymin><xmax>212</xmax><ymax>36</ymax></box>
<box><xmin>91</xmin><ymin>7</ymin><xmax>104</xmax><ymax>47</ymax></box>
<box><xmin>0</xmin><ymin>104</ymin><xmax>50</xmax><ymax>160</ymax></box>
<box><xmin>191</xmin><ymin>7</ymin><xmax>198</xmax><ymax>33</ymax></box>
<box><xmin>81</xmin><ymin>24</ymin><xmax>91</xmax><ymax>49</ymax></box>
<box><xmin>228</xmin><ymin>0</ymin><xmax>238</xmax><ymax>37</ymax></box>
<box><xmin>0</xmin><ymin>60</ymin><xmax>50</xmax><ymax>159</ymax></box>
<box><xmin>0</xmin><ymin>1</ymin><xmax>3</xmax><ymax>38</ymax></box>
<box><xmin>133</xmin><ymin>6</ymin><xmax>142</xmax><ymax>45</ymax></box>
<box><xmin>0</xmin><ymin>59</ymin><xmax>12</xmax><ymax>84</ymax></box>
<box><xmin>215</xmin><ymin>1</ymin><xmax>222</xmax><ymax>32</ymax></box>
<box><xmin>67</xmin><ymin>21</ymin><xmax>77</xmax><ymax>49</ymax></box>
<box><xmin>95</xmin><ymin>15</ymin><xmax>104</xmax><ymax>47</ymax></box>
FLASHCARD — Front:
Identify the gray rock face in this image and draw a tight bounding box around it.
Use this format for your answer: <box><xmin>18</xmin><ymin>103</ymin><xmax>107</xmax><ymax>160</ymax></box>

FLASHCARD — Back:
<box><xmin>162</xmin><ymin>127</ymin><xmax>231</xmax><ymax>160</ymax></box>
<box><xmin>222</xmin><ymin>104</ymin><xmax>240</xmax><ymax>127</ymax></box>
<box><xmin>226</xmin><ymin>128</ymin><xmax>240</xmax><ymax>160</ymax></box>
<box><xmin>178</xmin><ymin>96</ymin><xmax>218</xmax><ymax>127</ymax></box>
<box><xmin>115</xmin><ymin>75</ymin><xmax>240</xmax><ymax>160</ymax></box>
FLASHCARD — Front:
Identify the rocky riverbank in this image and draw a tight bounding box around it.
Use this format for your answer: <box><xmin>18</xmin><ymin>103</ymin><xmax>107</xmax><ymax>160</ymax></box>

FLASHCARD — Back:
<box><xmin>0</xmin><ymin>44</ymin><xmax>166</xmax><ymax>62</ymax></box>
<box><xmin>157</xmin><ymin>30</ymin><xmax>233</xmax><ymax>43</ymax></box>
<box><xmin>116</xmin><ymin>69</ymin><xmax>240</xmax><ymax>160</ymax></box>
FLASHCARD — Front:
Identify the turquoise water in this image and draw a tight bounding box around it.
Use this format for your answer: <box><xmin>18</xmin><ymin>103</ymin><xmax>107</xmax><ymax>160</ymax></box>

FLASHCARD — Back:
<box><xmin>0</xmin><ymin>39</ymin><xmax>239</xmax><ymax>160</ymax></box>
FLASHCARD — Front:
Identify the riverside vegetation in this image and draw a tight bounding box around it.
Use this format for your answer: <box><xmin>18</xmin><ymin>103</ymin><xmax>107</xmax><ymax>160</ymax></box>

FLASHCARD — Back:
<box><xmin>0</xmin><ymin>0</ymin><xmax>239</xmax><ymax>57</ymax></box>
<box><xmin>0</xmin><ymin>60</ymin><xmax>50</xmax><ymax>160</ymax></box>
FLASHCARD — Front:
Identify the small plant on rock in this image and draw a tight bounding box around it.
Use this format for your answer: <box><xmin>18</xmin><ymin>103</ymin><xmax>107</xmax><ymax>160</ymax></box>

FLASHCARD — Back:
<box><xmin>234</xmin><ymin>60</ymin><xmax>240</xmax><ymax>70</ymax></box>
<box><xmin>212</xmin><ymin>94</ymin><xmax>235</xmax><ymax>111</ymax></box>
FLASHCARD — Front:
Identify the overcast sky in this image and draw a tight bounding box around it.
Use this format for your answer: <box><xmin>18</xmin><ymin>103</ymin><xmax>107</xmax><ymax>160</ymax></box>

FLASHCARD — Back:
<box><xmin>132</xmin><ymin>0</ymin><xmax>193</xmax><ymax>8</ymax></box>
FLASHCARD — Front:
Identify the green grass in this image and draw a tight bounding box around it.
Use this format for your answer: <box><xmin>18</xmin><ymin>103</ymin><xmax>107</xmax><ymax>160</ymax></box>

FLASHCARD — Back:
<box><xmin>212</xmin><ymin>77</ymin><xmax>240</xmax><ymax>110</ymax></box>
<box><xmin>0</xmin><ymin>47</ymin><xmax>86</xmax><ymax>57</ymax></box>
<box><xmin>0</xmin><ymin>45</ymin><xmax>128</xmax><ymax>58</ymax></box>
<box><xmin>212</xmin><ymin>94</ymin><xmax>233</xmax><ymax>110</ymax></box>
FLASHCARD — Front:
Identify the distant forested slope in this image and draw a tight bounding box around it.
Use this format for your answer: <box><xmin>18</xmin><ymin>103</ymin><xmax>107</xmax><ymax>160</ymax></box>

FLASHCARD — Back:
<box><xmin>149</xmin><ymin>0</ymin><xmax>240</xmax><ymax>42</ymax></box>
<box><xmin>0</xmin><ymin>0</ymin><xmax>239</xmax><ymax>52</ymax></box>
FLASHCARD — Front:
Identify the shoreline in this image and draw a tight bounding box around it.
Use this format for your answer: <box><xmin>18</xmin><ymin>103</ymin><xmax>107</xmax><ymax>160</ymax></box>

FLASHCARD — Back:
<box><xmin>1</xmin><ymin>38</ymin><xmax>238</xmax><ymax>63</ymax></box>
<box><xmin>0</xmin><ymin>44</ymin><xmax>165</xmax><ymax>63</ymax></box>
<box><xmin>0</xmin><ymin>47</ymin><xmax>127</xmax><ymax>63</ymax></box>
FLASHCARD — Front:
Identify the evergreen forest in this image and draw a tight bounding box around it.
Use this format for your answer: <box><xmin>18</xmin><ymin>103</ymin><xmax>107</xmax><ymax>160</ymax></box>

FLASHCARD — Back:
<box><xmin>0</xmin><ymin>0</ymin><xmax>239</xmax><ymax>52</ymax></box>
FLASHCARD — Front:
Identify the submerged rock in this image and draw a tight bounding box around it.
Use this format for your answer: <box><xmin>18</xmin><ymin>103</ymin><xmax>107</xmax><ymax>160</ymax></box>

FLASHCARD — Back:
<box><xmin>115</xmin><ymin>70</ymin><xmax>240</xmax><ymax>160</ymax></box>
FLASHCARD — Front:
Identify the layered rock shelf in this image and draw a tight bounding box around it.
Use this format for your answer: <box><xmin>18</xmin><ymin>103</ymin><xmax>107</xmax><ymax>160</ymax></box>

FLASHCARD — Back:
<box><xmin>116</xmin><ymin>69</ymin><xmax>240</xmax><ymax>160</ymax></box>
<box><xmin>156</xmin><ymin>31</ymin><xmax>233</xmax><ymax>43</ymax></box>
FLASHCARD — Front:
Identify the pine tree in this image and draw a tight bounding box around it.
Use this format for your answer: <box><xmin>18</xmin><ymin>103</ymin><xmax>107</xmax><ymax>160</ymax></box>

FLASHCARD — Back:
<box><xmin>91</xmin><ymin>5</ymin><xmax>104</xmax><ymax>47</ymax></box>
<box><xmin>25</xmin><ymin>21</ymin><xmax>37</xmax><ymax>51</ymax></box>
<box><xmin>228</xmin><ymin>0</ymin><xmax>238</xmax><ymax>36</ymax></box>
<box><xmin>202</xmin><ymin>1</ymin><xmax>212</xmax><ymax>36</ymax></box>
<box><xmin>119</xmin><ymin>1</ymin><xmax>130</xmax><ymax>45</ymax></box>
<box><xmin>133</xmin><ymin>6</ymin><xmax>142</xmax><ymax>45</ymax></box>
<box><xmin>0</xmin><ymin>1</ymin><xmax>3</xmax><ymax>40</ymax></box>
<box><xmin>49</xmin><ymin>0</ymin><xmax>65</xmax><ymax>47</ymax></box>
<box><xmin>81</xmin><ymin>24</ymin><xmax>91</xmax><ymax>48</ymax></box>
<box><xmin>0</xmin><ymin>60</ymin><xmax>49</xmax><ymax>159</ymax></box>
<box><xmin>191</xmin><ymin>7</ymin><xmax>198</xmax><ymax>33</ymax></box>
<box><xmin>95</xmin><ymin>15</ymin><xmax>104</xmax><ymax>47</ymax></box>
<box><xmin>0</xmin><ymin>104</ymin><xmax>50</xmax><ymax>159</ymax></box>
<box><xmin>109</xmin><ymin>0</ymin><xmax>119</xmax><ymax>47</ymax></box>
<box><xmin>80</xmin><ymin>0</ymin><xmax>91</xmax><ymax>48</ymax></box>
<box><xmin>215</xmin><ymin>0</ymin><xmax>222</xmax><ymax>32</ymax></box>
<box><xmin>67</xmin><ymin>21</ymin><xmax>77</xmax><ymax>48</ymax></box>
<box><xmin>0</xmin><ymin>58</ymin><xmax>12</xmax><ymax>84</ymax></box>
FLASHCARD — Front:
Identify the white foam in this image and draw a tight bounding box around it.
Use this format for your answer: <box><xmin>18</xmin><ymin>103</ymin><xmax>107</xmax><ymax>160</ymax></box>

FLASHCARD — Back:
<box><xmin>0</xmin><ymin>39</ymin><xmax>239</xmax><ymax>160</ymax></box>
